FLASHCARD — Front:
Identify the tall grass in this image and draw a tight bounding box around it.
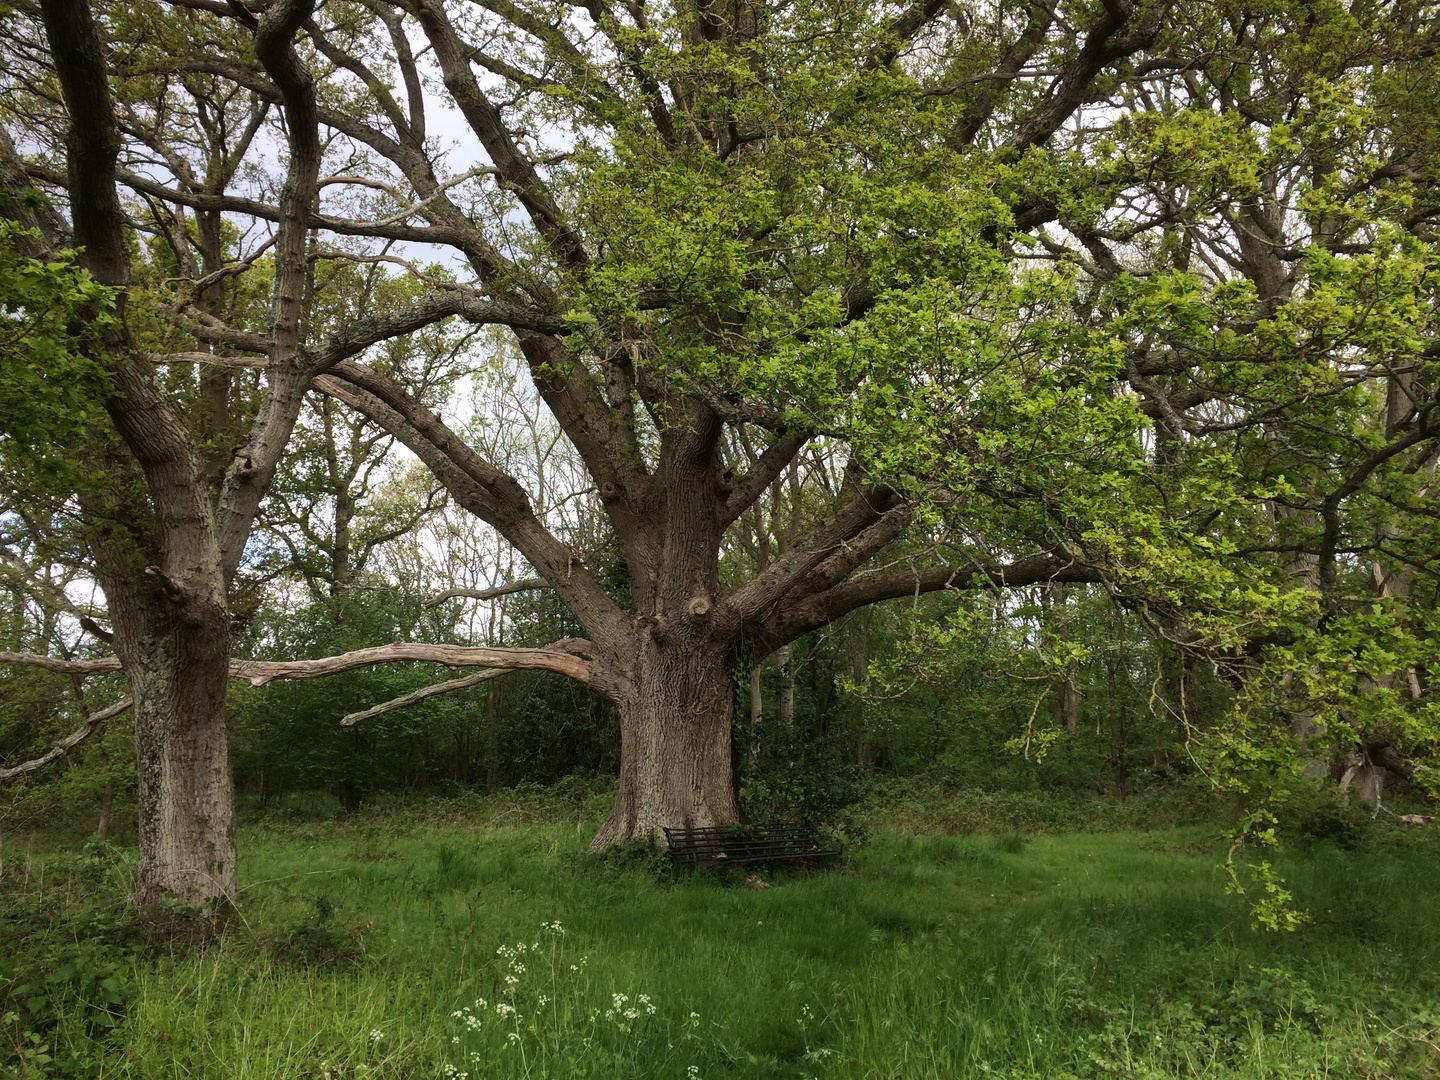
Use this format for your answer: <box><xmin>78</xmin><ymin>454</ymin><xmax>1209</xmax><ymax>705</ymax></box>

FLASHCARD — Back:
<box><xmin>3</xmin><ymin>806</ymin><xmax>1438</xmax><ymax>1078</ymax></box>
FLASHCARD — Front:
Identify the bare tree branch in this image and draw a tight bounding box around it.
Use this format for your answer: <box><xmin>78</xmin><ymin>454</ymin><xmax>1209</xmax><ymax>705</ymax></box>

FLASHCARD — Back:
<box><xmin>340</xmin><ymin>668</ymin><xmax>509</xmax><ymax>725</ymax></box>
<box><xmin>0</xmin><ymin>652</ymin><xmax>123</xmax><ymax>675</ymax></box>
<box><xmin>721</xmin><ymin>430</ymin><xmax>811</xmax><ymax>530</ymax></box>
<box><xmin>410</xmin><ymin>0</ymin><xmax>589</xmax><ymax>270</ymax></box>
<box><xmin>0</xmin><ymin>697</ymin><xmax>132</xmax><ymax>781</ymax></box>
<box><xmin>425</xmin><ymin>578</ymin><xmax>551</xmax><ymax>608</ymax></box>
<box><xmin>0</xmin><ymin>549</ymin><xmax>113</xmax><ymax>642</ymax></box>
<box><xmin>313</xmin><ymin>365</ymin><xmax>629</xmax><ymax>648</ymax></box>
<box><xmin>2</xmin><ymin>641</ymin><xmax>593</xmax><ymax>688</ymax></box>
<box><xmin>230</xmin><ymin>641</ymin><xmax>593</xmax><ymax>687</ymax></box>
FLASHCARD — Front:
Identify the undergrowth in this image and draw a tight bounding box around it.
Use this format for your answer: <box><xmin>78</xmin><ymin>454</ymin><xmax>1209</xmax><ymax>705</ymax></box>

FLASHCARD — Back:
<box><xmin>0</xmin><ymin>785</ymin><xmax>1437</xmax><ymax>1078</ymax></box>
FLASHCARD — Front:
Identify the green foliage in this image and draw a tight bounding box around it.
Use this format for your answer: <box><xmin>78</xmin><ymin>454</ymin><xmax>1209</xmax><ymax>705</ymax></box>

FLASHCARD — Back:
<box><xmin>0</xmin><ymin>841</ymin><xmax>139</xmax><ymax>1078</ymax></box>
<box><xmin>0</xmin><ymin>221</ymin><xmax>114</xmax><ymax>494</ymax></box>
<box><xmin>269</xmin><ymin>892</ymin><xmax>371</xmax><ymax>969</ymax></box>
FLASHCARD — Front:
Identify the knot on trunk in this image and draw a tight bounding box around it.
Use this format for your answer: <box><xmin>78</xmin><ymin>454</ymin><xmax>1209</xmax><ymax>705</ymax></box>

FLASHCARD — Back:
<box><xmin>687</xmin><ymin>595</ymin><xmax>711</xmax><ymax>617</ymax></box>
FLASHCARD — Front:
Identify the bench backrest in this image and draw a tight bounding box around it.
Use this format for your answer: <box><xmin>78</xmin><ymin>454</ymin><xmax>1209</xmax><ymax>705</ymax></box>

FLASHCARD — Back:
<box><xmin>663</xmin><ymin>822</ymin><xmax>836</xmax><ymax>863</ymax></box>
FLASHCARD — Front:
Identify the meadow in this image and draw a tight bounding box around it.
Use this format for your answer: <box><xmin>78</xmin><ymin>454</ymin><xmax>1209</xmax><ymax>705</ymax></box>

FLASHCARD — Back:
<box><xmin>2</xmin><ymin>786</ymin><xmax>1438</xmax><ymax>1079</ymax></box>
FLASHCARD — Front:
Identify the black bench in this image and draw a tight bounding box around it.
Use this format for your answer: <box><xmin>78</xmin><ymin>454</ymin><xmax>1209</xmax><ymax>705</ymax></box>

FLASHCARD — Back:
<box><xmin>662</xmin><ymin>822</ymin><xmax>842</xmax><ymax>868</ymax></box>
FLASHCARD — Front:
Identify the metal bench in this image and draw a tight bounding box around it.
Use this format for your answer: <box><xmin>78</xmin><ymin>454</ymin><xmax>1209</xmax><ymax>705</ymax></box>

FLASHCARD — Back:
<box><xmin>662</xmin><ymin>822</ymin><xmax>842</xmax><ymax>868</ymax></box>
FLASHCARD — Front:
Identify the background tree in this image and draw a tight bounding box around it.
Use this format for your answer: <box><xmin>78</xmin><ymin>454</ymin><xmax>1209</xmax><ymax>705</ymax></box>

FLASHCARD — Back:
<box><xmin>0</xmin><ymin>0</ymin><xmax>568</xmax><ymax>902</ymax></box>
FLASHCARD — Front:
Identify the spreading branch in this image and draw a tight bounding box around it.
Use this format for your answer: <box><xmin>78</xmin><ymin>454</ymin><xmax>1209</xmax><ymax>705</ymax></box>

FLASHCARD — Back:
<box><xmin>230</xmin><ymin>642</ymin><xmax>593</xmax><ymax>687</ymax></box>
<box><xmin>1</xmin><ymin>642</ymin><xmax>594</xmax><ymax>688</ymax></box>
<box><xmin>757</xmin><ymin>553</ymin><xmax>1104</xmax><ymax>654</ymax></box>
<box><xmin>0</xmin><ymin>652</ymin><xmax>123</xmax><ymax>675</ymax></box>
<box><xmin>313</xmin><ymin>364</ymin><xmax>628</xmax><ymax>647</ymax></box>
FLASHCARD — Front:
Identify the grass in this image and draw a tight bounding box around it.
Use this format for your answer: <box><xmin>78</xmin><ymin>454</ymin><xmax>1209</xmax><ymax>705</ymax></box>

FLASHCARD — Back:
<box><xmin>2</xmin><ymin>792</ymin><xmax>1439</xmax><ymax>1079</ymax></box>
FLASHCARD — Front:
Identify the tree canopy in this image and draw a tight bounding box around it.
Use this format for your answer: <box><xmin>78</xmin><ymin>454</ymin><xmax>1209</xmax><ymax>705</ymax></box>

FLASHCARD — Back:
<box><xmin>2</xmin><ymin>0</ymin><xmax>1440</xmax><ymax>911</ymax></box>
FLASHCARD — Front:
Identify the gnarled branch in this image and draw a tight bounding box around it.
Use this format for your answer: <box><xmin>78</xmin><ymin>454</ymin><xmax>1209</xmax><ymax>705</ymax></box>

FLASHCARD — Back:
<box><xmin>0</xmin><ymin>652</ymin><xmax>123</xmax><ymax>675</ymax></box>
<box><xmin>230</xmin><ymin>642</ymin><xmax>592</xmax><ymax>686</ymax></box>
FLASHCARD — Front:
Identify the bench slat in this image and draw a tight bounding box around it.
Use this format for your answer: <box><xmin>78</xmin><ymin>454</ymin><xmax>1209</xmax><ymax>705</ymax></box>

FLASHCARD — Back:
<box><xmin>663</xmin><ymin>823</ymin><xmax>842</xmax><ymax>867</ymax></box>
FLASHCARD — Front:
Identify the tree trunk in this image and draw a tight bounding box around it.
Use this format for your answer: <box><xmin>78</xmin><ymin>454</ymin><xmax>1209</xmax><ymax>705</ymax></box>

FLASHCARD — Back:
<box><xmin>97</xmin><ymin>782</ymin><xmax>114</xmax><ymax>842</ymax></box>
<box><xmin>589</xmin><ymin>638</ymin><xmax>739</xmax><ymax>849</ymax></box>
<box><xmin>107</xmin><ymin>579</ymin><xmax>236</xmax><ymax>907</ymax></box>
<box><xmin>485</xmin><ymin>677</ymin><xmax>501</xmax><ymax>795</ymax></box>
<box><xmin>775</xmin><ymin>643</ymin><xmax>795</xmax><ymax>727</ymax></box>
<box><xmin>852</xmin><ymin>610</ymin><xmax>872</xmax><ymax>768</ymax></box>
<box><xmin>1064</xmin><ymin>660</ymin><xmax>1079</xmax><ymax>733</ymax></box>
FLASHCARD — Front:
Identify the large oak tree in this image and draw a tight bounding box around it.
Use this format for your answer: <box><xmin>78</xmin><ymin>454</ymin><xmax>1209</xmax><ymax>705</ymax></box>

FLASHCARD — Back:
<box><xmin>5</xmin><ymin>0</ymin><xmax>1440</xmax><ymax>890</ymax></box>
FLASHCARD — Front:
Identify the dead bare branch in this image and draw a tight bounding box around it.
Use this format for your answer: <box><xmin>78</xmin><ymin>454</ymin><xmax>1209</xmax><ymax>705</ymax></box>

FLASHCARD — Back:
<box><xmin>230</xmin><ymin>642</ymin><xmax>592</xmax><ymax>686</ymax></box>
<box><xmin>340</xmin><ymin>667</ymin><xmax>509</xmax><ymax>725</ymax></box>
<box><xmin>0</xmin><ymin>697</ymin><xmax>133</xmax><ymax>781</ymax></box>
<box><xmin>424</xmin><ymin>578</ymin><xmax>551</xmax><ymax>608</ymax></box>
<box><xmin>0</xmin><ymin>652</ymin><xmax>123</xmax><ymax>675</ymax></box>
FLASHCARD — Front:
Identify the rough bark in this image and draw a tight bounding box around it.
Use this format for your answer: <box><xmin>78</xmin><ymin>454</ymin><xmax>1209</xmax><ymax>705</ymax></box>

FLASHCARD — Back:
<box><xmin>97</xmin><ymin>562</ymin><xmax>237</xmax><ymax>905</ymax></box>
<box><xmin>97</xmin><ymin>781</ymin><xmax>114</xmax><ymax>842</ymax></box>
<box><xmin>589</xmin><ymin>636</ymin><xmax>740</xmax><ymax>850</ymax></box>
<box><xmin>1064</xmin><ymin>663</ymin><xmax>1080</xmax><ymax>734</ymax></box>
<box><xmin>38</xmin><ymin>0</ymin><xmax>243</xmax><ymax>907</ymax></box>
<box><xmin>775</xmin><ymin>643</ymin><xmax>795</xmax><ymax>727</ymax></box>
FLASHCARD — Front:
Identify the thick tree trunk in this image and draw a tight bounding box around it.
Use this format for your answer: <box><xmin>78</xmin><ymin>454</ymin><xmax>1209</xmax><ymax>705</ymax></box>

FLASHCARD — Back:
<box><xmin>106</xmin><ymin>578</ymin><xmax>236</xmax><ymax>907</ymax></box>
<box><xmin>589</xmin><ymin>639</ymin><xmax>739</xmax><ymax>849</ymax></box>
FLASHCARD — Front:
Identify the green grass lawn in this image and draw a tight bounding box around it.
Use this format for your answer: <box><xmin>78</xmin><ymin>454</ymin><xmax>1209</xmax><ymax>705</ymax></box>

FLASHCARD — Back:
<box><xmin>3</xmin><ymin>804</ymin><xmax>1439</xmax><ymax>1079</ymax></box>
